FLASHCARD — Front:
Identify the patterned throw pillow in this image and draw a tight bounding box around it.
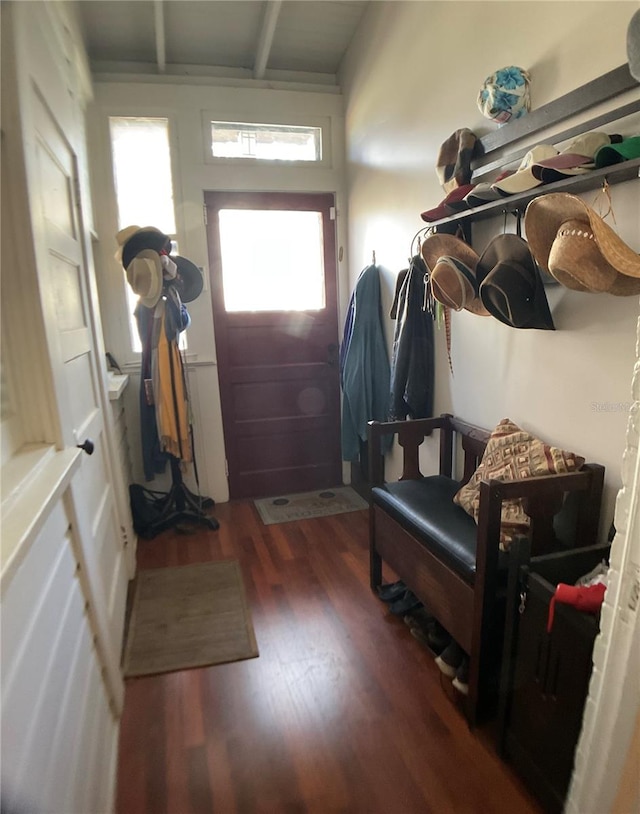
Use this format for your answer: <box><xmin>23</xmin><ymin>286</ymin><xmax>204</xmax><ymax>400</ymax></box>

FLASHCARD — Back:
<box><xmin>453</xmin><ymin>418</ymin><xmax>583</xmax><ymax>550</ymax></box>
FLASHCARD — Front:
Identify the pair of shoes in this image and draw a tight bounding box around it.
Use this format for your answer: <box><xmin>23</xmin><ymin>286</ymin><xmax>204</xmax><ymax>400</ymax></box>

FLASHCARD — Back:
<box><xmin>405</xmin><ymin>612</ymin><xmax>451</xmax><ymax>654</ymax></box>
<box><xmin>389</xmin><ymin>590</ymin><xmax>422</xmax><ymax>616</ymax></box>
<box><xmin>435</xmin><ymin>640</ymin><xmax>465</xmax><ymax>678</ymax></box>
<box><xmin>452</xmin><ymin>657</ymin><xmax>469</xmax><ymax>696</ymax></box>
<box><xmin>377</xmin><ymin>580</ymin><xmax>406</xmax><ymax>602</ymax></box>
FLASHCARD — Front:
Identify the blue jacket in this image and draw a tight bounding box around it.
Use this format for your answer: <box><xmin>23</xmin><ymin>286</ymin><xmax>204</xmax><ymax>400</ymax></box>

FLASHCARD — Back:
<box><xmin>340</xmin><ymin>265</ymin><xmax>392</xmax><ymax>461</ymax></box>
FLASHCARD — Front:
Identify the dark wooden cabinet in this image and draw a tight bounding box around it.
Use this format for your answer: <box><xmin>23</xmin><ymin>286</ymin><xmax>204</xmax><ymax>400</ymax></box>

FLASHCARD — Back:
<box><xmin>499</xmin><ymin>543</ymin><xmax>610</xmax><ymax>813</ymax></box>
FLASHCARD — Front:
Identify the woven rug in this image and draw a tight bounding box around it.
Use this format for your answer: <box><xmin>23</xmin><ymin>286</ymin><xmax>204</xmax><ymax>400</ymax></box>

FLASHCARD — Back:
<box><xmin>254</xmin><ymin>486</ymin><xmax>368</xmax><ymax>525</ymax></box>
<box><xmin>123</xmin><ymin>560</ymin><xmax>258</xmax><ymax>678</ymax></box>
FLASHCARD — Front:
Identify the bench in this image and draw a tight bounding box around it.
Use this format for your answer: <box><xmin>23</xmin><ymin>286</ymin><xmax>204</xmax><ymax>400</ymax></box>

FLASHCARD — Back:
<box><xmin>367</xmin><ymin>413</ymin><xmax>605</xmax><ymax>725</ymax></box>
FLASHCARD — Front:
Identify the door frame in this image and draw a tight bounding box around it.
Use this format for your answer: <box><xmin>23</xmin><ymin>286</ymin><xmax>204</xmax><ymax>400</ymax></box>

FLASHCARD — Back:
<box><xmin>205</xmin><ymin>190</ymin><xmax>342</xmax><ymax>499</ymax></box>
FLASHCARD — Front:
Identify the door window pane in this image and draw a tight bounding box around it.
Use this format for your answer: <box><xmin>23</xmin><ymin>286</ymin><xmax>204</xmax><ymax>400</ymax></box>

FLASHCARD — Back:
<box><xmin>219</xmin><ymin>210</ymin><xmax>325</xmax><ymax>312</ymax></box>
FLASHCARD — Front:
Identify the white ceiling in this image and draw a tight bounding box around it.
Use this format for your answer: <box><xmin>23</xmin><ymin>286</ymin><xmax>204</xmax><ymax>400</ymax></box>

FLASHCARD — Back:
<box><xmin>78</xmin><ymin>0</ymin><xmax>370</xmax><ymax>83</ymax></box>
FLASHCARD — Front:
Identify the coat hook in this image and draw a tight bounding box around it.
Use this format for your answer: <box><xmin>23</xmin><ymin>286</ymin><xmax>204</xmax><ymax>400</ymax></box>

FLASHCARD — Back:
<box><xmin>372</xmin><ymin>249</ymin><xmax>376</xmax><ymax>265</ymax></box>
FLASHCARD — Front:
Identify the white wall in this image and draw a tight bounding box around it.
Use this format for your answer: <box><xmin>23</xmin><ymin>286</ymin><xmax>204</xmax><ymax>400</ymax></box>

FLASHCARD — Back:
<box><xmin>340</xmin><ymin>0</ymin><xmax>640</xmax><ymax>537</ymax></box>
<box><xmin>339</xmin><ymin>3</ymin><xmax>640</xmax><ymax>812</ymax></box>
<box><xmin>88</xmin><ymin>80</ymin><xmax>348</xmax><ymax>502</ymax></box>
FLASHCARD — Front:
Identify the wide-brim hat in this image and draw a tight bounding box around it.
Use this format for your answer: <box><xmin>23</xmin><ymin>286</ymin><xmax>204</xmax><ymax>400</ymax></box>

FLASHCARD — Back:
<box><xmin>119</xmin><ymin>226</ymin><xmax>172</xmax><ymax>269</ymax></box>
<box><xmin>420</xmin><ymin>184</ymin><xmax>476</xmax><ymax>222</ymax></box>
<box><xmin>478</xmin><ymin>234</ymin><xmax>554</xmax><ymax>330</ymax></box>
<box><xmin>172</xmin><ymin>256</ymin><xmax>203</xmax><ymax>303</ymax></box>
<box><xmin>492</xmin><ymin>144</ymin><xmax>559</xmax><ymax>195</ymax></box>
<box><xmin>421</xmin><ymin>234</ymin><xmax>489</xmax><ymax>316</ymax></box>
<box><xmin>126</xmin><ymin>249</ymin><xmax>163</xmax><ymax>308</ymax></box>
<box><xmin>524</xmin><ymin>193</ymin><xmax>640</xmax><ymax>296</ymax></box>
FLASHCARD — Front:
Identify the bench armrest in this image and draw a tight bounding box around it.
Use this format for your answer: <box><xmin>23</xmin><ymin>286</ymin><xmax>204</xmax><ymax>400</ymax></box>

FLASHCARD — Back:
<box><xmin>367</xmin><ymin>416</ymin><xmax>449</xmax><ymax>485</ymax></box>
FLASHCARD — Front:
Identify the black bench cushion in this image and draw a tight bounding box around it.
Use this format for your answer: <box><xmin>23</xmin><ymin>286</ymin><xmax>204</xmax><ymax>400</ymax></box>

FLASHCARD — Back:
<box><xmin>372</xmin><ymin>476</ymin><xmax>509</xmax><ymax>584</ymax></box>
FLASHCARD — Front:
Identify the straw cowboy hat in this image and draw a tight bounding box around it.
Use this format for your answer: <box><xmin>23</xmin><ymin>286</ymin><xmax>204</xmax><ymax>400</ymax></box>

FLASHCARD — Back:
<box><xmin>126</xmin><ymin>249</ymin><xmax>164</xmax><ymax>308</ymax></box>
<box><xmin>421</xmin><ymin>234</ymin><xmax>490</xmax><ymax>316</ymax></box>
<box><xmin>477</xmin><ymin>234</ymin><xmax>554</xmax><ymax>330</ymax></box>
<box><xmin>524</xmin><ymin>193</ymin><xmax>640</xmax><ymax>296</ymax></box>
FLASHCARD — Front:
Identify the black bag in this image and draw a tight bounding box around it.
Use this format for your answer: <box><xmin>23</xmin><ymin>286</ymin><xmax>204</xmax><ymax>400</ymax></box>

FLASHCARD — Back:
<box><xmin>128</xmin><ymin>484</ymin><xmax>169</xmax><ymax>538</ymax></box>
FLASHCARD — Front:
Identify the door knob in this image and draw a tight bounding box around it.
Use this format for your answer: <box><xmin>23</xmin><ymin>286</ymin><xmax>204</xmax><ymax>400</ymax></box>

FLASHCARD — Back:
<box><xmin>77</xmin><ymin>438</ymin><xmax>95</xmax><ymax>455</ymax></box>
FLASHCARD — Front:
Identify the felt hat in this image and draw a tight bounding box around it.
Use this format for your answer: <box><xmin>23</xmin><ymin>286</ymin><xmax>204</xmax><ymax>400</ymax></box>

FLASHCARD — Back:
<box><xmin>436</xmin><ymin>129</ymin><xmax>477</xmax><ymax>194</ymax></box>
<box><xmin>477</xmin><ymin>234</ymin><xmax>554</xmax><ymax>330</ymax></box>
<box><xmin>172</xmin><ymin>256</ymin><xmax>203</xmax><ymax>303</ymax></box>
<box><xmin>420</xmin><ymin>184</ymin><xmax>476</xmax><ymax>222</ymax></box>
<box><xmin>421</xmin><ymin>234</ymin><xmax>490</xmax><ymax>316</ymax></box>
<box><xmin>492</xmin><ymin>144</ymin><xmax>559</xmax><ymax>195</ymax></box>
<box><xmin>477</xmin><ymin>66</ymin><xmax>531</xmax><ymax>124</ymax></box>
<box><xmin>628</xmin><ymin>8</ymin><xmax>640</xmax><ymax>82</ymax></box>
<box><xmin>524</xmin><ymin>193</ymin><xmax>640</xmax><ymax>296</ymax></box>
<box><xmin>126</xmin><ymin>249</ymin><xmax>164</xmax><ymax>308</ymax></box>
<box><xmin>594</xmin><ymin>135</ymin><xmax>640</xmax><ymax>168</ymax></box>
<box><xmin>118</xmin><ymin>226</ymin><xmax>172</xmax><ymax>269</ymax></box>
<box><xmin>530</xmin><ymin>131</ymin><xmax>616</xmax><ymax>183</ymax></box>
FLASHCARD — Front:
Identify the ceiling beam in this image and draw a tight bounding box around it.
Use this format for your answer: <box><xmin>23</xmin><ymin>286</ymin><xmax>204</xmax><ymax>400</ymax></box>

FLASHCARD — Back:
<box><xmin>253</xmin><ymin>0</ymin><xmax>282</xmax><ymax>80</ymax></box>
<box><xmin>154</xmin><ymin>0</ymin><xmax>166</xmax><ymax>74</ymax></box>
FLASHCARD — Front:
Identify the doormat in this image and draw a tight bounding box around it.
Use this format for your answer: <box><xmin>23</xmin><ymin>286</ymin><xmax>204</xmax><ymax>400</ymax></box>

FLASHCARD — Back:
<box><xmin>254</xmin><ymin>486</ymin><xmax>368</xmax><ymax>525</ymax></box>
<box><xmin>123</xmin><ymin>560</ymin><xmax>258</xmax><ymax>678</ymax></box>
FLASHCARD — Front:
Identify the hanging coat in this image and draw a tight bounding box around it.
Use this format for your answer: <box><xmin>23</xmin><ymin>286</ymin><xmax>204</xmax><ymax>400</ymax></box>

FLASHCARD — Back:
<box><xmin>389</xmin><ymin>254</ymin><xmax>435</xmax><ymax>420</ymax></box>
<box><xmin>340</xmin><ymin>264</ymin><xmax>392</xmax><ymax>461</ymax></box>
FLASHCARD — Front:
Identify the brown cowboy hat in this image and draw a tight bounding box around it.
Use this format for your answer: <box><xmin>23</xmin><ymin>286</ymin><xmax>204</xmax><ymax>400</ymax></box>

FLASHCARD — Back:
<box><xmin>421</xmin><ymin>234</ymin><xmax>490</xmax><ymax>316</ymax></box>
<box><xmin>478</xmin><ymin>234</ymin><xmax>554</xmax><ymax>330</ymax></box>
<box><xmin>524</xmin><ymin>193</ymin><xmax>640</xmax><ymax>296</ymax></box>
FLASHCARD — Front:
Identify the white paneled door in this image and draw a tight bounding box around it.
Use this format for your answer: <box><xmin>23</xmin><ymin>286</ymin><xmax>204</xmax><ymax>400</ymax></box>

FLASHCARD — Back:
<box><xmin>22</xmin><ymin>43</ymin><xmax>127</xmax><ymax>710</ymax></box>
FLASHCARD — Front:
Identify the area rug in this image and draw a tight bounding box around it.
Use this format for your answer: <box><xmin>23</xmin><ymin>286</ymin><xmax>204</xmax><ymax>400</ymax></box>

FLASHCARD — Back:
<box><xmin>254</xmin><ymin>486</ymin><xmax>368</xmax><ymax>525</ymax></box>
<box><xmin>123</xmin><ymin>560</ymin><xmax>258</xmax><ymax>678</ymax></box>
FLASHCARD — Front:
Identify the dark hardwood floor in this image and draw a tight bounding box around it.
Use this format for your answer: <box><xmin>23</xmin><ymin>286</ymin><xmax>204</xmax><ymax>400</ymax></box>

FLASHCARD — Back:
<box><xmin>116</xmin><ymin>500</ymin><xmax>541</xmax><ymax>814</ymax></box>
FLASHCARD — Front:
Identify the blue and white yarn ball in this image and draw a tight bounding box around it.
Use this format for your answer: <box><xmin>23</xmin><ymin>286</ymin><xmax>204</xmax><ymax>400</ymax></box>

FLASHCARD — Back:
<box><xmin>477</xmin><ymin>66</ymin><xmax>531</xmax><ymax>124</ymax></box>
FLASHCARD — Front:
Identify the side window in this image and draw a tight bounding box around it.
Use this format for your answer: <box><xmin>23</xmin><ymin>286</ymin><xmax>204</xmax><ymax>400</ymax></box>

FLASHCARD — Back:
<box><xmin>108</xmin><ymin>117</ymin><xmax>181</xmax><ymax>352</ymax></box>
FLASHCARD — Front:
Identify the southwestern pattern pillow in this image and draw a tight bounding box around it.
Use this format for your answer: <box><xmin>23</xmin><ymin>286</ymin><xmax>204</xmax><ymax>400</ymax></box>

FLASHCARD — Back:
<box><xmin>453</xmin><ymin>418</ymin><xmax>583</xmax><ymax>550</ymax></box>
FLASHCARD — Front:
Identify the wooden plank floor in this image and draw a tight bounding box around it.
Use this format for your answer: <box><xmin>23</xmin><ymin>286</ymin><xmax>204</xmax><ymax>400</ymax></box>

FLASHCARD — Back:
<box><xmin>116</xmin><ymin>500</ymin><xmax>542</xmax><ymax>814</ymax></box>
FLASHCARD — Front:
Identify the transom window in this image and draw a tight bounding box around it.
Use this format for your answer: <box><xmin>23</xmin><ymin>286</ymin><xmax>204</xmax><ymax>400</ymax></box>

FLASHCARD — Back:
<box><xmin>210</xmin><ymin>121</ymin><xmax>322</xmax><ymax>162</ymax></box>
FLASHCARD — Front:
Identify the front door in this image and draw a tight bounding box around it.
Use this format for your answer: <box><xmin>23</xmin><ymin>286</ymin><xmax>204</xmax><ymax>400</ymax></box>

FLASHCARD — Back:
<box><xmin>205</xmin><ymin>191</ymin><xmax>342</xmax><ymax>499</ymax></box>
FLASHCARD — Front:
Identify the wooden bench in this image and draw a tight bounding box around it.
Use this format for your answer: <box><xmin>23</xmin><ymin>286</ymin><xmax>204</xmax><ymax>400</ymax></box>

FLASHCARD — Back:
<box><xmin>367</xmin><ymin>413</ymin><xmax>605</xmax><ymax>725</ymax></box>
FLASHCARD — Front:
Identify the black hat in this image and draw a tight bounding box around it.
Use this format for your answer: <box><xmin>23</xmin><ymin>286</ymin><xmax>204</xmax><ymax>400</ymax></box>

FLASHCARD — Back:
<box><xmin>120</xmin><ymin>227</ymin><xmax>171</xmax><ymax>269</ymax></box>
<box><xmin>478</xmin><ymin>234</ymin><xmax>555</xmax><ymax>330</ymax></box>
<box><xmin>172</xmin><ymin>256</ymin><xmax>203</xmax><ymax>303</ymax></box>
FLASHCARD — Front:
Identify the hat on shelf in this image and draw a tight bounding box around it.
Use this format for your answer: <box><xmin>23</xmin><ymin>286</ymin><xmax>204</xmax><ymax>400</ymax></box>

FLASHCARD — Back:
<box><xmin>118</xmin><ymin>226</ymin><xmax>172</xmax><ymax>269</ymax></box>
<box><xmin>126</xmin><ymin>249</ymin><xmax>164</xmax><ymax>308</ymax></box>
<box><xmin>477</xmin><ymin>234</ymin><xmax>554</xmax><ymax>330</ymax></box>
<box><xmin>594</xmin><ymin>135</ymin><xmax>640</xmax><ymax>168</ymax></box>
<box><xmin>530</xmin><ymin>131</ymin><xmax>617</xmax><ymax>183</ymax></box>
<box><xmin>524</xmin><ymin>193</ymin><xmax>640</xmax><ymax>296</ymax></box>
<box><xmin>436</xmin><ymin>129</ymin><xmax>478</xmax><ymax>194</ymax></box>
<box><xmin>491</xmin><ymin>144</ymin><xmax>559</xmax><ymax>196</ymax></box>
<box><xmin>421</xmin><ymin>234</ymin><xmax>490</xmax><ymax>316</ymax></box>
<box><xmin>477</xmin><ymin>66</ymin><xmax>531</xmax><ymax>124</ymax></box>
<box><xmin>420</xmin><ymin>184</ymin><xmax>476</xmax><ymax>222</ymax></box>
<box><xmin>628</xmin><ymin>8</ymin><xmax>640</xmax><ymax>81</ymax></box>
<box><xmin>173</xmin><ymin>256</ymin><xmax>204</xmax><ymax>303</ymax></box>
<box><xmin>464</xmin><ymin>170</ymin><xmax>515</xmax><ymax>207</ymax></box>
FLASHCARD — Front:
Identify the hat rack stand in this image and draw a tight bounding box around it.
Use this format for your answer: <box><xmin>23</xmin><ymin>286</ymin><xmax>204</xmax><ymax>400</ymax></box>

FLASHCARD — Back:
<box><xmin>423</xmin><ymin>63</ymin><xmax>640</xmax><ymax>237</ymax></box>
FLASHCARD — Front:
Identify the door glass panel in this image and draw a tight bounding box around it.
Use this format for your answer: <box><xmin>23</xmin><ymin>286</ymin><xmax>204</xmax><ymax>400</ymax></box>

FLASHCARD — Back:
<box><xmin>219</xmin><ymin>209</ymin><xmax>325</xmax><ymax>312</ymax></box>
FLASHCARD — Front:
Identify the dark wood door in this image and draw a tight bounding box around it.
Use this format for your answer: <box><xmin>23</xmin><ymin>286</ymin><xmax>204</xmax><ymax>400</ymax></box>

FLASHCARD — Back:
<box><xmin>205</xmin><ymin>191</ymin><xmax>342</xmax><ymax>499</ymax></box>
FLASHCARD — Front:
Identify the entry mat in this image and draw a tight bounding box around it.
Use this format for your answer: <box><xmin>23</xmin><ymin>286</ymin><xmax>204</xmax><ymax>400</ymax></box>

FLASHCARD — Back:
<box><xmin>123</xmin><ymin>560</ymin><xmax>259</xmax><ymax>678</ymax></box>
<box><xmin>254</xmin><ymin>486</ymin><xmax>368</xmax><ymax>525</ymax></box>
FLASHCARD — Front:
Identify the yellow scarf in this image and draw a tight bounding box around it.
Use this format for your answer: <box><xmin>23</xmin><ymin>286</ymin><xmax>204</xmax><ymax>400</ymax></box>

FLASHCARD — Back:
<box><xmin>155</xmin><ymin>307</ymin><xmax>192</xmax><ymax>462</ymax></box>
